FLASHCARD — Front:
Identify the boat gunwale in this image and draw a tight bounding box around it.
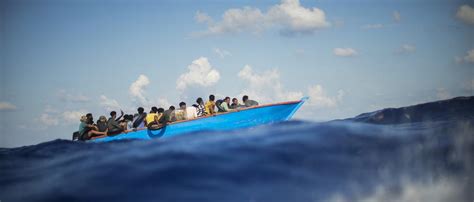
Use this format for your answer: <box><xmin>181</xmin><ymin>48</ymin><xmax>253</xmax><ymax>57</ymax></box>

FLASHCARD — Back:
<box><xmin>90</xmin><ymin>99</ymin><xmax>302</xmax><ymax>140</ymax></box>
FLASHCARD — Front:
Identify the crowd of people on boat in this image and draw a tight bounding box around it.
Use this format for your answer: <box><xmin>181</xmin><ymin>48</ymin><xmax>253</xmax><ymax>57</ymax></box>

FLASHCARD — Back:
<box><xmin>74</xmin><ymin>95</ymin><xmax>259</xmax><ymax>141</ymax></box>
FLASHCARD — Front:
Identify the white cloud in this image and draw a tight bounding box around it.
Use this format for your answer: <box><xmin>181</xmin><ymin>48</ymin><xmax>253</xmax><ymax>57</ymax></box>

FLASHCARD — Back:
<box><xmin>456</xmin><ymin>5</ymin><xmax>474</xmax><ymax>25</ymax></box>
<box><xmin>455</xmin><ymin>49</ymin><xmax>474</xmax><ymax>64</ymax></box>
<box><xmin>393</xmin><ymin>11</ymin><xmax>401</xmax><ymax>22</ymax></box>
<box><xmin>38</xmin><ymin>113</ymin><xmax>59</xmax><ymax>126</ymax></box>
<box><xmin>306</xmin><ymin>85</ymin><xmax>344</xmax><ymax>108</ymax></box>
<box><xmin>129</xmin><ymin>74</ymin><xmax>150</xmax><ymax>105</ymax></box>
<box><xmin>267</xmin><ymin>0</ymin><xmax>330</xmax><ymax>33</ymax></box>
<box><xmin>195</xmin><ymin>11</ymin><xmax>213</xmax><ymax>24</ymax></box>
<box><xmin>237</xmin><ymin>65</ymin><xmax>343</xmax><ymax>109</ymax></box>
<box><xmin>57</xmin><ymin>90</ymin><xmax>90</xmax><ymax>103</ymax></box>
<box><xmin>194</xmin><ymin>0</ymin><xmax>330</xmax><ymax>36</ymax></box>
<box><xmin>214</xmin><ymin>48</ymin><xmax>232</xmax><ymax>58</ymax></box>
<box><xmin>362</xmin><ymin>24</ymin><xmax>384</xmax><ymax>29</ymax></box>
<box><xmin>99</xmin><ymin>95</ymin><xmax>121</xmax><ymax>111</ymax></box>
<box><xmin>61</xmin><ymin>110</ymin><xmax>87</xmax><ymax>124</ymax></box>
<box><xmin>333</xmin><ymin>48</ymin><xmax>357</xmax><ymax>57</ymax></box>
<box><xmin>436</xmin><ymin>88</ymin><xmax>451</xmax><ymax>100</ymax></box>
<box><xmin>396</xmin><ymin>44</ymin><xmax>416</xmax><ymax>54</ymax></box>
<box><xmin>176</xmin><ymin>57</ymin><xmax>220</xmax><ymax>91</ymax></box>
<box><xmin>0</xmin><ymin>101</ymin><xmax>17</xmax><ymax>111</ymax></box>
<box><xmin>238</xmin><ymin>65</ymin><xmax>303</xmax><ymax>103</ymax></box>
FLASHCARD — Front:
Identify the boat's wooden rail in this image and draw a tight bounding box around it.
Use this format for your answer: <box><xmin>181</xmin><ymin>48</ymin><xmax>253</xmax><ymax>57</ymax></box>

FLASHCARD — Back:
<box><xmin>90</xmin><ymin>99</ymin><xmax>302</xmax><ymax>140</ymax></box>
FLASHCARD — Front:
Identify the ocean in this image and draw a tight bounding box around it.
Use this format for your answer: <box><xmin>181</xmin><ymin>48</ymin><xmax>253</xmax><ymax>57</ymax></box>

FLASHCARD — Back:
<box><xmin>1</xmin><ymin>97</ymin><xmax>473</xmax><ymax>202</ymax></box>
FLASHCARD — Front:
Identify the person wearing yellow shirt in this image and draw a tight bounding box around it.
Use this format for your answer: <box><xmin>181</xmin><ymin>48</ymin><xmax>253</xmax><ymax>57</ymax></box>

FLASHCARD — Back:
<box><xmin>205</xmin><ymin>94</ymin><xmax>216</xmax><ymax>115</ymax></box>
<box><xmin>145</xmin><ymin>107</ymin><xmax>163</xmax><ymax>130</ymax></box>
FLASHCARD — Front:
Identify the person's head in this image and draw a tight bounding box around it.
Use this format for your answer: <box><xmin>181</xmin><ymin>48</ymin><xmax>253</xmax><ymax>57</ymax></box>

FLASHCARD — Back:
<box><xmin>157</xmin><ymin>108</ymin><xmax>164</xmax><ymax>113</ymax></box>
<box><xmin>110</xmin><ymin>111</ymin><xmax>117</xmax><ymax>117</ymax></box>
<box><xmin>80</xmin><ymin>115</ymin><xmax>87</xmax><ymax>122</ymax></box>
<box><xmin>242</xmin><ymin>95</ymin><xmax>249</xmax><ymax>102</ymax></box>
<box><xmin>169</xmin><ymin>106</ymin><xmax>175</xmax><ymax>110</ymax></box>
<box><xmin>151</xmin><ymin>106</ymin><xmax>158</xmax><ymax>113</ymax></box>
<box><xmin>125</xmin><ymin>114</ymin><xmax>133</xmax><ymax>121</ymax></box>
<box><xmin>99</xmin><ymin>116</ymin><xmax>107</xmax><ymax>122</ymax></box>
<box><xmin>196</xmin><ymin>97</ymin><xmax>203</xmax><ymax>105</ymax></box>
<box><xmin>209</xmin><ymin>94</ymin><xmax>215</xmax><ymax>101</ymax></box>
<box><xmin>224</xmin><ymin>97</ymin><xmax>231</xmax><ymax>103</ymax></box>
<box><xmin>137</xmin><ymin>107</ymin><xmax>144</xmax><ymax>114</ymax></box>
<box><xmin>232</xmin><ymin>98</ymin><xmax>238</xmax><ymax>104</ymax></box>
<box><xmin>179</xmin><ymin>102</ymin><xmax>186</xmax><ymax>110</ymax></box>
<box><xmin>86</xmin><ymin>113</ymin><xmax>93</xmax><ymax>119</ymax></box>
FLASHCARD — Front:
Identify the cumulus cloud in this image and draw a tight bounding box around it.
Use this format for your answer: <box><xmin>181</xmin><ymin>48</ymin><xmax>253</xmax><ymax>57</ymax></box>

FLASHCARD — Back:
<box><xmin>0</xmin><ymin>101</ymin><xmax>17</xmax><ymax>111</ymax></box>
<box><xmin>362</xmin><ymin>24</ymin><xmax>384</xmax><ymax>29</ymax></box>
<box><xmin>436</xmin><ymin>88</ymin><xmax>451</xmax><ymax>100</ymax></box>
<box><xmin>214</xmin><ymin>48</ymin><xmax>232</xmax><ymax>58</ymax></box>
<box><xmin>61</xmin><ymin>110</ymin><xmax>87</xmax><ymax>124</ymax></box>
<box><xmin>194</xmin><ymin>0</ymin><xmax>330</xmax><ymax>36</ymax></box>
<box><xmin>455</xmin><ymin>49</ymin><xmax>474</xmax><ymax>64</ymax></box>
<box><xmin>37</xmin><ymin>108</ymin><xmax>86</xmax><ymax>127</ymax></box>
<box><xmin>238</xmin><ymin>65</ymin><xmax>303</xmax><ymax>103</ymax></box>
<box><xmin>237</xmin><ymin>65</ymin><xmax>343</xmax><ymax>109</ymax></box>
<box><xmin>99</xmin><ymin>95</ymin><xmax>121</xmax><ymax>111</ymax></box>
<box><xmin>306</xmin><ymin>85</ymin><xmax>344</xmax><ymax>108</ymax></box>
<box><xmin>456</xmin><ymin>5</ymin><xmax>474</xmax><ymax>25</ymax></box>
<box><xmin>57</xmin><ymin>90</ymin><xmax>90</xmax><ymax>103</ymax></box>
<box><xmin>393</xmin><ymin>11</ymin><xmax>401</xmax><ymax>22</ymax></box>
<box><xmin>333</xmin><ymin>48</ymin><xmax>357</xmax><ymax>57</ymax></box>
<box><xmin>396</xmin><ymin>44</ymin><xmax>416</xmax><ymax>54</ymax></box>
<box><xmin>129</xmin><ymin>74</ymin><xmax>150</xmax><ymax>105</ymax></box>
<box><xmin>176</xmin><ymin>57</ymin><xmax>220</xmax><ymax>91</ymax></box>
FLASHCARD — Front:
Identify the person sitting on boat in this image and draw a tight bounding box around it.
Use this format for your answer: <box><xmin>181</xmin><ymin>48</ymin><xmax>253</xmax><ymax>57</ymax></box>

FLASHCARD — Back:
<box><xmin>132</xmin><ymin>107</ymin><xmax>147</xmax><ymax>129</ymax></box>
<box><xmin>145</xmin><ymin>107</ymin><xmax>163</xmax><ymax>130</ymax></box>
<box><xmin>164</xmin><ymin>106</ymin><xmax>177</xmax><ymax>123</ymax></box>
<box><xmin>96</xmin><ymin>115</ymin><xmax>108</xmax><ymax>133</ymax></box>
<box><xmin>195</xmin><ymin>97</ymin><xmax>207</xmax><ymax>117</ymax></box>
<box><xmin>242</xmin><ymin>95</ymin><xmax>259</xmax><ymax>107</ymax></box>
<box><xmin>79</xmin><ymin>115</ymin><xmax>107</xmax><ymax>140</ymax></box>
<box><xmin>220</xmin><ymin>97</ymin><xmax>234</xmax><ymax>112</ymax></box>
<box><xmin>186</xmin><ymin>104</ymin><xmax>198</xmax><ymax>120</ymax></box>
<box><xmin>230</xmin><ymin>98</ymin><xmax>243</xmax><ymax>109</ymax></box>
<box><xmin>86</xmin><ymin>113</ymin><xmax>94</xmax><ymax>125</ymax></box>
<box><xmin>174</xmin><ymin>102</ymin><xmax>187</xmax><ymax>121</ymax></box>
<box><xmin>157</xmin><ymin>108</ymin><xmax>166</xmax><ymax>124</ymax></box>
<box><xmin>120</xmin><ymin>114</ymin><xmax>135</xmax><ymax>132</ymax></box>
<box><xmin>108</xmin><ymin>111</ymin><xmax>124</xmax><ymax>135</ymax></box>
<box><xmin>205</xmin><ymin>94</ymin><xmax>217</xmax><ymax>115</ymax></box>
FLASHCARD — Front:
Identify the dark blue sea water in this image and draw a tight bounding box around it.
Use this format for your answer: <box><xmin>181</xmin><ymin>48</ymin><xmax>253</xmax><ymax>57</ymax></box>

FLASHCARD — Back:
<box><xmin>1</xmin><ymin>97</ymin><xmax>473</xmax><ymax>202</ymax></box>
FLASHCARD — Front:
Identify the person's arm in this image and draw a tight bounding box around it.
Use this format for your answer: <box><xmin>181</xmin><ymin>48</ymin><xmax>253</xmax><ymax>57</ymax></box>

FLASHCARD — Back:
<box><xmin>115</xmin><ymin>110</ymin><xmax>124</xmax><ymax>121</ymax></box>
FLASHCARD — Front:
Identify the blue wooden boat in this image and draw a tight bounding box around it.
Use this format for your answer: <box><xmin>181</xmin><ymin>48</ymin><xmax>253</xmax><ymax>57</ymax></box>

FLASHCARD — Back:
<box><xmin>90</xmin><ymin>97</ymin><xmax>308</xmax><ymax>142</ymax></box>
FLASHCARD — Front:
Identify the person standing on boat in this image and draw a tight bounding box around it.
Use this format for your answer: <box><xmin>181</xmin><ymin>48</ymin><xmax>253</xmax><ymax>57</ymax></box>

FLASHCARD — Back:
<box><xmin>220</xmin><ymin>97</ymin><xmax>234</xmax><ymax>112</ymax></box>
<box><xmin>205</xmin><ymin>94</ymin><xmax>217</xmax><ymax>115</ymax></box>
<box><xmin>242</xmin><ymin>95</ymin><xmax>259</xmax><ymax>107</ymax></box>
<box><xmin>132</xmin><ymin>107</ymin><xmax>147</xmax><ymax>129</ymax></box>
<box><xmin>196</xmin><ymin>97</ymin><xmax>207</xmax><ymax>117</ymax></box>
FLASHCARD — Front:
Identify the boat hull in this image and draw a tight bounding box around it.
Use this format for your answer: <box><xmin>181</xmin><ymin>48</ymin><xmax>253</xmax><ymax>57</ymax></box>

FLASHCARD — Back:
<box><xmin>91</xmin><ymin>97</ymin><xmax>307</xmax><ymax>142</ymax></box>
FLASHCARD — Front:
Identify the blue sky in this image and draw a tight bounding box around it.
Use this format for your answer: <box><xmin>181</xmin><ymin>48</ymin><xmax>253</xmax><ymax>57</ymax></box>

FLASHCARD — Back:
<box><xmin>1</xmin><ymin>0</ymin><xmax>473</xmax><ymax>147</ymax></box>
